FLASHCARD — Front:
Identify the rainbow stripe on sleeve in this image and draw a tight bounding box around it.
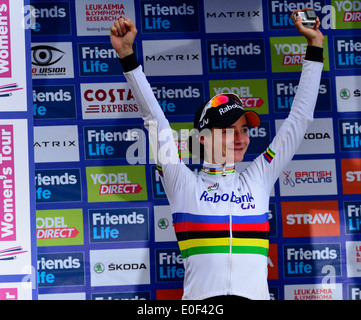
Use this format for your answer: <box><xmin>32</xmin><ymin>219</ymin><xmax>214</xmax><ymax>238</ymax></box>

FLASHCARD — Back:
<box><xmin>172</xmin><ymin>212</ymin><xmax>269</xmax><ymax>259</ymax></box>
<box><xmin>263</xmin><ymin>147</ymin><xmax>275</xmax><ymax>164</ymax></box>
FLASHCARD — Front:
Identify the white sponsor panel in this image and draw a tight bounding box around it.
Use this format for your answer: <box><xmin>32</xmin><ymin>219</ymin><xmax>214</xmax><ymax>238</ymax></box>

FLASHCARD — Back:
<box><xmin>0</xmin><ymin>282</ymin><xmax>33</xmax><ymax>300</ymax></box>
<box><xmin>75</xmin><ymin>0</ymin><xmax>135</xmax><ymax>36</ymax></box>
<box><xmin>154</xmin><ymin>205</ymin><xmax>177</xmax><ymax>242</ymax></box>
<box><xmin>0</xmin><ymin>0</ymin><xmax>27</xmax><ymax>111</ymax></box>
<box><xmin>142</xmin><ymin>39</ymin><xmax>203</xmax><ymax>76</ymax></box>
<box><xmin>279</xmin><ymin>159</ymin><xmax>337</xmax><ymax>196</ymax></box>
<box><xmin>0</xmin><ymin>119</ymin><xmax>32</xmax><ymax>275</ymax></box>
<box><xmin>90</xmin><ymin>248</ymin><xmax>150</xmax><ymax>287</ymax></box>
<box><xmin>203</xmin><ymin>0</ymin><xmax>263</xmax><ymax>33</ymax></box>
<box><xmin>336</xmin><ymin>76</ymin><xmax>361</xmax><ymax>112</ymax></box>
<box><xmin>34</xmin><ymin>125</ymin><xmax>79</xmax><ymax>163</ymax></box>
<box><xmin>346</xmin><ymin>241</ymin><xmax>361</xmax><ymax>278</ymax></box>
<box><xmin>39</xmin><ymin>292</ymin><xmax>86</xmax><ymax>300</ymax></box>
<box><xmin>80</xmin><ymin>82</ymin><xmax>142</xmax><ymax>119</ymax></box>
<box><xmin>284</xmin><ymin>283</ymin><xmax>343</xmax><ymax>300</ymax></box>
<box><xmin>275</xmin><ymin>118</ymin><xmax>335</xmax><ymax>154</ymax></box>
<box><xmin>31</xmin><ymin>42</ymin><xmax>74</xmax><ymax>79</ymax></box>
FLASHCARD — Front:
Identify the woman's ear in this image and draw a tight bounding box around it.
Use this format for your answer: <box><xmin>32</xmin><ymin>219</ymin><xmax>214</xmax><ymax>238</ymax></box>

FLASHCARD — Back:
<box><xmin>199</xmin><ymin>135</ymin><xmax>205</xmax><ymax>146</ymax></box>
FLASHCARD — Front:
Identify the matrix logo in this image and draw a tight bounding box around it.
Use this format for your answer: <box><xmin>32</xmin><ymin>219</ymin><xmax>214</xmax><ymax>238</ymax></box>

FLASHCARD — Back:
<box><xmin>0</xmin><ymin>0</ymin><xmax>11</xmax><ymax>78</ymax></box>
<box><xmin>141</xmin><ymin>0</ymin><xmax>198</xmax><ymax>33</ymax></box>
<box><xmin>339</xmin><ymin>119</ymin><xmax>361</xmax><ymax>151</ymax></box>
<box><xmin>270</xmin><ymin>36</ymin><xmax>329</xmax><ymax>72</ymax></box>
<box><xmin>36</xmin><ymin>209</ymin><xmax>84</xmax><ymax>247</ymax></box>
<box><xmin>334</xmin><ymin>36</ymin><xmax>361</xmax><ymax>69</ymax></box>
<box><xmin>268</xmin><ymin>0</ymin><xmax>325</xmax><ymax>30</ymax></box>
<box><xmin>284</xmin><ymin>243</ymin><xmax>341</xmax><ymax>278</ymax></box>
<box><xmin>344</xmin><ymin>201</ymin><xmax>361</xmax><ymax>234</ymax></box>
<box><xmin>156</xmin><ymin>248</ymin><xmax>184</xmax><ymax>282</ymax></box>
<box><xmin>332</xmin><ymin>0</ymin><xmax>361</xmax><ymax>28</ymax></box>
<box><xmin>209</xmin><ymin>79</ymin><xmax>269</xmax><ymax>114</ymax></box>
<box><xmin>281</xmin><ymin>200</ymin><xmax>340</xmax><ymax>238</ymax></box>
<box><xmin>207</xmin><ymin>39</ymin><xmax>265</xmax><ymax>73</ymax></box>
<box><xmin>89</xmin><ymin>208</ymin><xmax>149</xmax><ymax>243</ymax></box>
<box><xmin>86</xmin><ymin>165</ymin><xmax>148</xmax><ymax>202</ymax></box>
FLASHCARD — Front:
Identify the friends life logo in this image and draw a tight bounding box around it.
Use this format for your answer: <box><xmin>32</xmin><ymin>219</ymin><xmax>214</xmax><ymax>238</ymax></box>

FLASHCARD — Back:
<box><xmin>140</xmin><ymin>0</ymin><xmax>199</xmax><ymax>33</ymax></box>
<box><xmin>78</xmin><ymin>43</ymin><xmax>133</xmax><ymax>76</ymax></box>
<box><xmin>207</xmin><ymin>39</ymin><xmax>266</xmax><ymax>73</ymax></box>
<box><xmin>283</xmin><ymin>243</ymin><xmax>341</xmax><ymax>278</ymax></box>
<box><xmin>334</xmin><ymin>36</ymin><xmax>361</xmax><ymax>69</ymax></box>
<box><xmin>339</xmin><ymin>118</ymin><xmax>361</xmax><ymax>151</ymax></box>
<box><xmin>344</xmin><ymin>201</ymin><xmax>361</xmax><ymax>234</ymax></box>
<box><xmin>156</xmin><ymin>248</ymin><xmax>184</xmax><ymax>282</ymax></box>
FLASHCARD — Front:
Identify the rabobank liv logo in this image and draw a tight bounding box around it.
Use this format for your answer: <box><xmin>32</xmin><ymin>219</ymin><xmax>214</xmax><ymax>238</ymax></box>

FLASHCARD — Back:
<box><xmin>284</xmin><ymin>243</ymin><xmax>341</xmax><ymax>278</ymax></box>
<box><xmin>141</xmin><ymin>0</ymin><xmax>199</xmax><ymax>33</ymax></box>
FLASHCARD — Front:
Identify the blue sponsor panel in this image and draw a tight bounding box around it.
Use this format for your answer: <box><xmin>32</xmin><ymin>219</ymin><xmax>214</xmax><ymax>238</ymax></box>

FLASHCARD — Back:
<box><xmin>31</xmin><ymin>1</ymin><xmax>71</xmax><ymax>35</ymax></box>
<box><xmin>150</xmin><ymin>82</ymin><xmax>204</xmax><ymax>116</ymax></box>
<box><xmin>338</xmin><ymin>118</ymin><xmax>361</xmax><ymax>152</ymax></box>
<box><xmin>35</xmin><ymin>169</ymin><xmax>81</xmax><ymax>203</ymax></box>
<box><xmin>92</xmin><ymin>291</ymin><xmax>151</xmax><ymax>300</ymax></box>
<box><xmin>344</xmin><ymin>201</ymin><xmax>361</xmax><ymax>234</ymax></box>
<box><xmin>272</xmin><ymin>78</ymin><xmax>331</xmax><ymax>113</ymax></box>
<box><xmin>283</xmin><ymin>243</ymin><xmax>341</xmax><ymax>278</ymax></box>
<box><xmin>156</xmin><ymin>248</ymin><xmax>184</xmax><ymax>282</ymax></box>
<box><xmin>37</xmin><ymin>252</ymin><xmax>85</xmax><ymax>287</ymax></box>
<box><xmin>207</xmin><ymin>39</ymin><xmax>266</xmax><ymax>73</ymax></box>
<box><xmin>89</xmin><ymin>208</ymin><xmax>149</xmax><ymax>243</ymax></box>
<box><xmin>267</xmin><ymin>0</ymin><xmax>326</xmax><ymax>30</ymax></box>
<box><xmin>334</xmin><ymin>36</ymin><xmax>361</xmax><ymax>69</ymax></box>
<box><xmin>140</xmin><ymin>0</ymin><xmax>199</xmax><ymax>33</ymax></box>
<box><xmin>246</xmin><ymin>122</ymin><xmax>271</xmax><ymax>155</ymax></box>
<box><xmin>78</xmin><ymin>43</ymin><xmax>125</xmax><ymax>76</ymax></box>
<box><xmin>84</xmin><ymin>125</ymin><xmax>144</xmax><ymax>160</ymax></box>
<box><xmin>348</xmin><ymin>284</ymin><xmax>361</xmax><ymax>300</ymax></box>
<box><xmin>33</xmin><ymin>85</ymin><xmax>76</xmax><ymax>119</ymax></box>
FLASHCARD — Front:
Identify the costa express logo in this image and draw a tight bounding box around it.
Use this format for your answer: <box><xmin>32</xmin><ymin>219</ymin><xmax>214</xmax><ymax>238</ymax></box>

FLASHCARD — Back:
<box><xmin>268</xmin><ymin>0</ymin><xmax>325</xmax><ymax>30</ymax></box>
<box><xmin>284</xmin><ymin>243</ymin><xmax>341</xmax><ymax>278</ymax></box>
<box><xmin>37</xmin><ymin>252</ymin><xmax>84</xmax><ymax>287</ymax></box>
<box><xmin>86</xmin><ymin>165</ymin><xmax>148</xmax><ymax>202</ymax></box>
<box><xmin>0</xmin><ymin>125</ymin><xmax>16</xmax><ymax>241</ymax></box>
<box><xmin>89</xmin><ymin>208</ymin><xmax>149</xmax><ymax>243</ymax></box>
<box><xmin>341</xmin><ymin>158</ymin><xmax>361</xmax><ymax>194</ymax></box>
<box><xmin>281</xmin><ymin>200</ymin><xmax>340</xmax><ymax>237</ymax></box>
<box><xmin>78</xmin><ymin>43</ymin><xmax>121</xmax><ymax>76</ymax></box>
<box><xmin>140</xmin><ymin>0</ymin><xmax>198</xmax><ymax>33</ymax></box>
<box><xmin>344</xmin><ymin>201</ymin><xmax>361</xmax><ymax>234</ymax></box>
<box><xmin>0</xmin><ymin>1</ymin><xmax>11</xmax><ymax>78</ymax></box>
<box><xmin>207</xmin><ymin>39</ymin><xmax>265</xmax><ymax>73</ymax></box>
<box><xmin>270</xmin><ymin>36</ymin><xmax>329</xmax><ymax>72</ymax></box>
<box><xmin>339</xmin><ymin>119</ymin><xmax>361</xmax><ymax>151</ymax></box>
<box><xmin>35</xmin><ymin>168</ymin><xmax>81</xmax><ymax>203</ymax></box>
<box><xmin>272</xmin><ymin>78</ymin><xmax>331</xmax><ymax>112</ymax></box>
<box><xmin>209</xmin><ymin>79</ymin><xmax>269</xmax><ymax>114</ymax></box>
<box><xmin>332</xmin><ymin>0</ymin><xmax>361</xmax><ymax>28</ymax></box>
<box><xmin>334</xmin><ymin>36</ymin><xmax>361</xmax><ymax>69</ymax></box>
<box><xmin>36</xmin><ymin>209</ymin><xmax>84</xmax><ymax>246</ymax></box>
<box><xmin>30</xmin><ymin>1</ymin><xmax>71</xmax><ymax>35</ymax></box>
<box><xmin>156</xmin><ymin>248</ymin><xmax>184</xmax><ymax>282</ymax></box>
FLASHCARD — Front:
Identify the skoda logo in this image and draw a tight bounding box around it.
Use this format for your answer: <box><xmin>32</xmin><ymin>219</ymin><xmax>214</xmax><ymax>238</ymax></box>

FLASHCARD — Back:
<box><xmin>158</xmin><ymin>218</ymin><xmax>169</xmax><ymax>230</ymax></box>
<box><xmin>94</xmin><ymin>262</ymin><xmax>105</xmax><ymax>274</ymax></box>
<box><xmin>340</xmin><ymin>88</ymin><xmax>350</xmax><ymax>100</ymax></box>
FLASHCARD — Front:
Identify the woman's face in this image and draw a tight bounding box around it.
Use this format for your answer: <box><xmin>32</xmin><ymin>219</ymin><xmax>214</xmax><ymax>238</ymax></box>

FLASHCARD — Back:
<box><xmin>201</xmin><ymin>115</ymin><xmax>250</xmax><ymax>164</ymax></box>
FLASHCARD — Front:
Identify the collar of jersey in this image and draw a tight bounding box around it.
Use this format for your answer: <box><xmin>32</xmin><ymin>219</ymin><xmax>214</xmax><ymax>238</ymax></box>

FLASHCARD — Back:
<box><xmin>201</xmin><ymin>163</ymin><xmax>236</xmax><ymax>175</ymax></box>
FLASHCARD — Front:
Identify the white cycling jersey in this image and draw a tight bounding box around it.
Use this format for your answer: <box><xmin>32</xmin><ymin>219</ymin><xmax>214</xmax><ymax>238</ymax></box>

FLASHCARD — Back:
<box><xmin>123</xmin><ymin>57</ymin><xmax>323</xmax><ymax>300</ymax></box>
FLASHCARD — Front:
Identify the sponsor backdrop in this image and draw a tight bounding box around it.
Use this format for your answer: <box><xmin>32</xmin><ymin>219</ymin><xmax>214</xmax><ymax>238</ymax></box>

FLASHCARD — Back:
<box><xmin>0</xmin><ymin>0</ymin><xmax>37</xmax><ymax>299</ymax></box>
<box><xmin>28</xmin><ymin>0</ymin><xmax>361</xmax><ymax>300</ymax></box>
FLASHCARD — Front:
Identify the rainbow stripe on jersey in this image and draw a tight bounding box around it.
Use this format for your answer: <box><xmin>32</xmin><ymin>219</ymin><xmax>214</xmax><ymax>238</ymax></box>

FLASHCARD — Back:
<box><xmin>172</xmin><ymin>212</ymin><xmax>269</xmax><ymax>259</ymax></box>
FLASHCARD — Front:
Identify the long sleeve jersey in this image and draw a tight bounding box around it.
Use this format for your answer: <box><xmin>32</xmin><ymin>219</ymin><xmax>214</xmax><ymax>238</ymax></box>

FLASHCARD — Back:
<box><xmin>122</xmin><ymin>48</ymin><xmax>323</xmax><ymax>300</ymax></box>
